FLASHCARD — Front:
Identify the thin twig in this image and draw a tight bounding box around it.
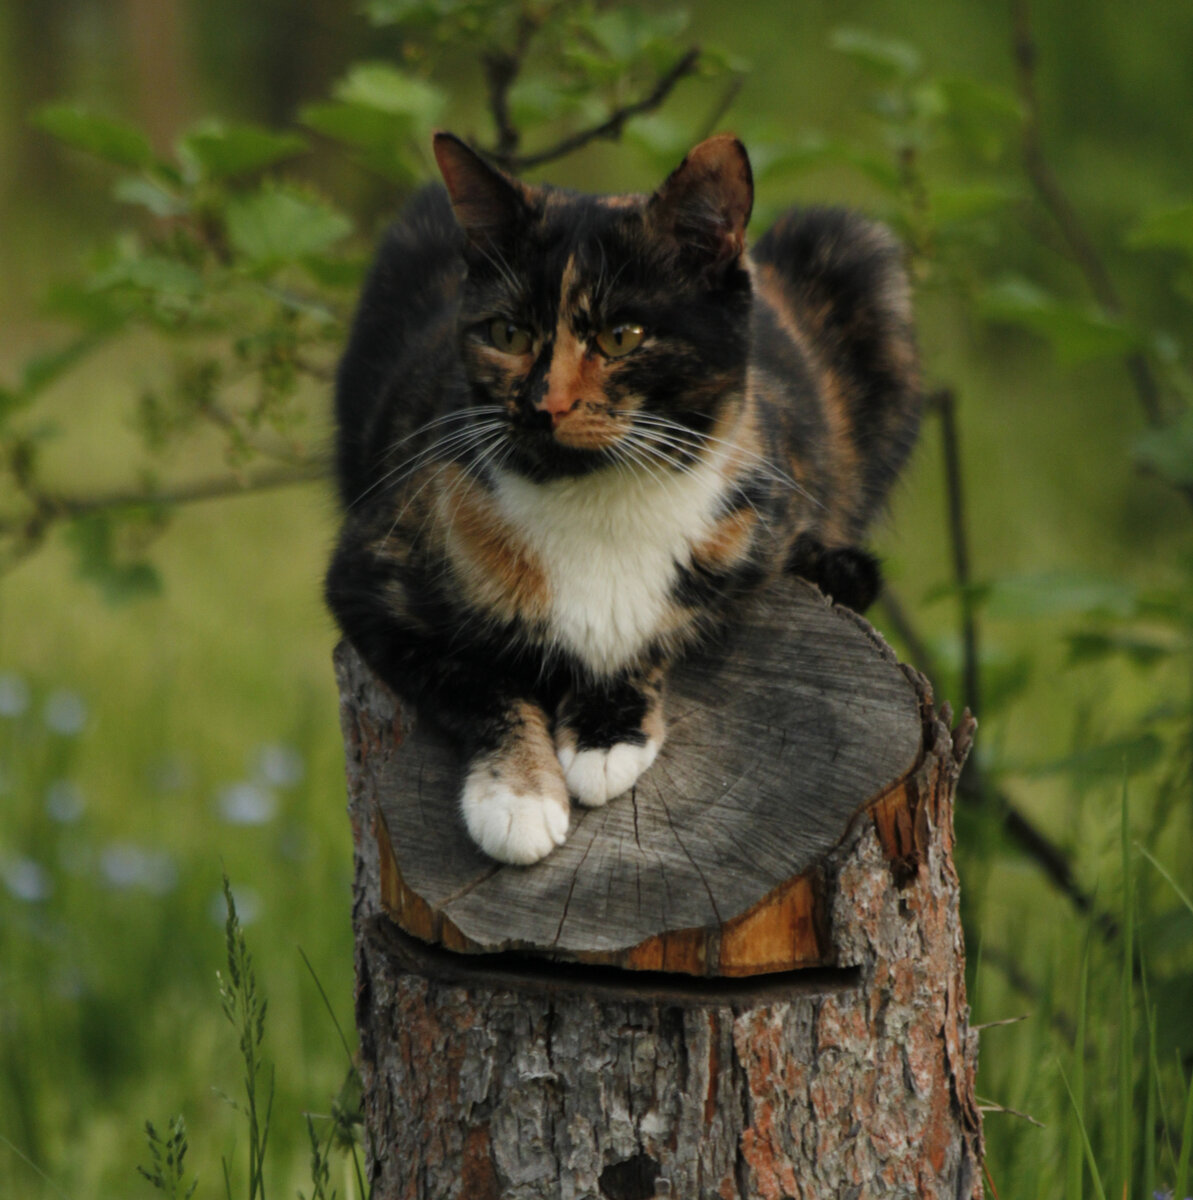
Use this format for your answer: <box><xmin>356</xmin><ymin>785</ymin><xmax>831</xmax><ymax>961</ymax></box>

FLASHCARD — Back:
<box><xmin>975</xmin><ymin>1095</ymin><xmax>1047</xmax><ymax>1128</ymax></box>
<box><xmin>932</xmin><ymin>387</ymin><xmax>982</xmax><ymax>719</ymax></box>
<box><xmin>1011</xmin><ymin>0</ymin><xmax>1173</xmax><ymax>438</ymax></box>
<box><xmin>0</xmin><ymin>458</ymin><xmax>329</xmax><ymax>579</ymax></box>
<box><xmin>46</xmin><ymin>459</ymin><xmax>330</xmax><ymax>517</ymax></box>
<box><xmin>695</xmin><ymin>73</ymin><xmax>745</xmax><ymax>143</ymax></box>
<box><xmin>482</xmin><ymin>9</ymin><xmax>543</xmax><ymax>160</ymax></box>
<box><xmin>491</xmin><ymin>48</ymin><xmax>702</xmax><ymax>171</ymax></box>
<box><xmin>972</xmin><ymin>1014</ymin><xmax>1030</xmax><ymax>1031</ymax></box>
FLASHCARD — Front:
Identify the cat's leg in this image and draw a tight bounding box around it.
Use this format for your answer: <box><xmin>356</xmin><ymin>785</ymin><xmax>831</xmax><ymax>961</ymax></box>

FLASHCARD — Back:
<box><xmin>459</xmin><ymin>699</ymin><xmax>571</xmax><ymax>865</ymax></box>
<box><xmin>326</xmin><ymin>537</ymin><xmax>569</xmax><ymax>863</ymax></box>
<box><xmin>786</xmin><ymin>532</ymin><xmax>882</xmax><ymax>613</ymax></box>
<box><xmin>554</xmin><ymin>664</ymin><xmax>666</xmax><ymax>807</ymax></box>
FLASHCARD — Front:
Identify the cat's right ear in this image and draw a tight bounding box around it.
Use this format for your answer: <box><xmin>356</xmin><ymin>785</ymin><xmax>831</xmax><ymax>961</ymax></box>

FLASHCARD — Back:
<box><xmin>433</xmin><ymin>132</ymin><xmax>529</xmax><ymax>244</ymax></box>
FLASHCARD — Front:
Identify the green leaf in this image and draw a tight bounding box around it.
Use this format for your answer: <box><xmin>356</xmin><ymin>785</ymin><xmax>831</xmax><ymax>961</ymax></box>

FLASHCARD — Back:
<box><xmin>981</xmin><ymin>276</ymin><xmax>1142</xmax><ymax>366</ymax></box>
<box><xmin>91</xmin><ymin>255</ymin><xmax>204</xmax><ymax>298</ymax></box>
<box><xmin>1</xmin><ymin>326</ymin><xmax>123</xmax><ymax>422</ymax></box>
<box><xmin>930</xmin><ymin>183</ymin><xmax>1021</xmax><ymax>223</ymax></box>
<box><xmin>582</xmin><ymin>8</ymin><xmax>689</xmax><ymax>66</ymax></box>
<box><xmin>1135</xmin><ymin>408</ymin><xmax>1193</xmax><ymax>486</ymax></box>
<box><xmin>333</xmin><ymin>62</ymin><xmax>444</xmax><ymax>123</ymax></box>
<box><xmin>1066</xmin><ymin>630</ymin><xmax>1180</xmax><ymax>668</ymax></box>
<box><xmin>935</xmin><ymin>75</ymin><xmax>1023</xmax><ymax>160</ymax></box>
<box><xmin>1127</xmin><ymin>203</ymin><xmax>1193</xmax><ymax>258</ymax></box>
<box><xmin>65</xmin><ymin>513</ymin><xmax>163</xmax><ymax>605</ymax></box>
<box><xmin>225</xmin><ymin>186</ymin><xmax>351</xmax><ymax>266</ymax></box>
<box><xmin>1021</xmin><ymin>734</ymin><xmax>1164</xmax><ymax>780</ymax></box>
<box><xmin>750</xmin><ymin>132</ymin><xmax>901</xmax><ymax>194</ymax></box>
<box><xmin>33</xmin><ymin>103</ymin><xmax>155</xmax><ymax>169</ymax></box>
<box><xmin>829</xmin><ymin>27</ymin><xmax>922</xmax><ymax>80</ymax></box>
<box><xmin>112</xmin><ymin>176</ymin><xmax>190</xmax><ymax>218</ymax></box>
<box><xmin>300</xmin><ymin>101</ymin><xmax>426</xmax><ymax>183</ymax></box>
<box><xmin>937</xmin><ymin>75</ymin><xmax>1023</xmax><ymax>125</ymax></box>
<box><xmin>179</xmin><ymin>120</ymin><xmax>308</xmax><ymax>181</ymax></box>
<box><xmin>364</xmin><ymin>0</ymin><xmax>480</xmax><ymax>26</ymax></box>
<box><xmin>982</xmin><ymin>570</ymin><xmax>1138</xmax><ymax>620</ymax></box>
<box><xmin>508</xmin><ymin>77</ymin><xmax>585</xmax><ymax>129</ymax></box>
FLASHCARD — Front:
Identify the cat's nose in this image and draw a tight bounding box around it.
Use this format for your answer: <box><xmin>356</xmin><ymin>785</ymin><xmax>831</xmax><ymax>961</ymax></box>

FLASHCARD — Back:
<box><xmin>535</xmin><ymin>392</ymin><xmax>582</xmax><ymax>423</ymax></box>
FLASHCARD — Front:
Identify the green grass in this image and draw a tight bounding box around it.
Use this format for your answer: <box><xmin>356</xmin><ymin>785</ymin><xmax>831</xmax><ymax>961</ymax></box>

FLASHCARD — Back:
<box><xmin>0</xmin><ymin>435</ymin><xmax>356</xmax><ymax>1196</ymax></box>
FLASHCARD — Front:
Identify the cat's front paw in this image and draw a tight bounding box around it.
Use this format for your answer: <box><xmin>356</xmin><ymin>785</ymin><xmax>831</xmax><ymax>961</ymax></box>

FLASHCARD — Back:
<box><xmin>460</xmin><ymin>763</ymin><xmax>570</xmax><ymax>865</ymax></box>
<box><xmin>556</xmin><ymin>737</ymin><xmax>661</xmax><ymax>807</ymax></box>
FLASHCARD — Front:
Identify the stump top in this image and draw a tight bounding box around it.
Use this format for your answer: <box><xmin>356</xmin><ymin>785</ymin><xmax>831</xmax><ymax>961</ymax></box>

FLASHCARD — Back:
<box><xmin>337</xmin><ymin>580</ymin><xmax>927</xmax><ymax>977</ymax></box>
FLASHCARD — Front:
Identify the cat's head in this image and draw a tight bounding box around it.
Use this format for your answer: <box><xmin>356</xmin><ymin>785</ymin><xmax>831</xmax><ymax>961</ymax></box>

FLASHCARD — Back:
<box><xmin>433</xmin><ymin>132</ymin><xmax>754</xmax><ymax>481</ymax></box>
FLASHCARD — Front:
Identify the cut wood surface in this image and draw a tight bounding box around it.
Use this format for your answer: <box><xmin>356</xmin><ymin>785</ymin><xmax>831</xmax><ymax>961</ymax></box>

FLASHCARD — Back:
<box><xmin>336</xmin><ymin>578</ymin><xmax>929</xmax><ymax>975</ymax></box>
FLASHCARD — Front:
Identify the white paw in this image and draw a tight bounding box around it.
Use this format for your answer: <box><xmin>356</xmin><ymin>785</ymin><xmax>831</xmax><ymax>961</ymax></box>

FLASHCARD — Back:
<box><xmin>556</xmin><ymin>739</ymin><xmax>660</xmax><ymax>808</ymax></box>
<box><xmin>460</xmin><ymin>767</ymin><xmax>570</xmax><ymax>865</ymax></box>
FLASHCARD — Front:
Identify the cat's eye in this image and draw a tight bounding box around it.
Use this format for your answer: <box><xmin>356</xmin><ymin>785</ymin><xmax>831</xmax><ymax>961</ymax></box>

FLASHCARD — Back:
<box><xmin>596</xmin><ymin>323</ymin><xmax>645</xmax><ymax>359</ymax></box>
<box><xmin>488</xmin><ymin>319</ymin><xmax>533</xmax><ymax>355</ymax></box>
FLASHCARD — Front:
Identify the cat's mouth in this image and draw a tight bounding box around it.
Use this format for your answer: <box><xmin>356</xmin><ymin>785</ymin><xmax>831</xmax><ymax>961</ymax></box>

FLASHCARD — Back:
<box><xmin>503</xmin><ymin>406</ymin><xmax>632</xmax><ymax>478</ymax></box>
<box><xmin>550</xmin><ymin>409</ymin><xmax>628</xmax><ymax>453</ymax></box>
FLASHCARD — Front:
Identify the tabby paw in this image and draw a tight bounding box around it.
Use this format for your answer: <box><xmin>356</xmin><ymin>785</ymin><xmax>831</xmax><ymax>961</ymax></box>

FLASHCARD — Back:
<box><xmin>556</xmin><ymin>738</ymin><xmax>660</xmax><ymax>808</ymax></box>
<box><xmin>460</xmin><ymin>766</ymin><xmax>570</xmax><ymax>865</ymax></box>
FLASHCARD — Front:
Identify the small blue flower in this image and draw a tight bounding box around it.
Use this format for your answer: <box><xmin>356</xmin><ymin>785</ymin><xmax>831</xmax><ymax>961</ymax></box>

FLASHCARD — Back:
<box><xmin>43</xmin><ymin>690</ymin><xmax>87</xmax><ymax>736</ymax></box>
<box><xmin>216</xmin><ymin>781</ymin><xmax>278</xmax><ymax>825</ymax></box>
<box><xmin>99</xmin><ymin>844</ymin><xmax>178</xmax><ymax>894</ymax></box>
<box><xmin>45</xmin><ymin>779</ymin><xmax>86</xmax><ymax>823</ymax></box>
<box><xmin>253</xmin><ymin>743</ymin><xmax>305</xmax><ymax>790</ymax></box>
<box><xmin>0</xmin><ymin>673</ymin><xmax>31</xmax><ymax>718</ymax></box>
<box><xmin>2</xmin><ymin>856</ymin><xmax>53</xmax><ymax>902</ymax></box>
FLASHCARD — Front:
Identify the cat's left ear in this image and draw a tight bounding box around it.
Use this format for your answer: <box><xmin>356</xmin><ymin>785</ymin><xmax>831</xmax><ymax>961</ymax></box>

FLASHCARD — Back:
<box><xmin>433</xmin><ymin>131</ymin><xmax>531</xmax><ymax>244</ymax></box>
<box><xmin>648</xmin><ymin>134</ymin><xmax>753</xmax><ymax>274</ymax></box>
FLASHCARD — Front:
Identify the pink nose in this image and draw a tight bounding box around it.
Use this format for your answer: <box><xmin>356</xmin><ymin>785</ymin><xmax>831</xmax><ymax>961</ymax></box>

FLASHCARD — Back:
<box><xmin>536</xmin><ymin>391</ymin><xmax>581</xmax><ymax>421</ymax></box>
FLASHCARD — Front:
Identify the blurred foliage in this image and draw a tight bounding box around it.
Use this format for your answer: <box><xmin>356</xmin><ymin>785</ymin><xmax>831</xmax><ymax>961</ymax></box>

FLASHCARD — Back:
<box><xmin>2</xmin><ymin>0</ymin><xmax>1193</xmax><ymax>1197</ymax></box>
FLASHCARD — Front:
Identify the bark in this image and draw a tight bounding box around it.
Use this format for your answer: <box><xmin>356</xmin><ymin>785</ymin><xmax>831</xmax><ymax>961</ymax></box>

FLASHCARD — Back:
<box><xmin>337</xmin><ymin>580</ymin><xmax>984</xmax><ymax>1199</ymax></box>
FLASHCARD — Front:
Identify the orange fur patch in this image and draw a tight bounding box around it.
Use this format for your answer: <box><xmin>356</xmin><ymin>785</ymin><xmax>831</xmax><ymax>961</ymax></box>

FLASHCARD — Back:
<box><xmin>691</xmin><ymin>506</ymin><xmax>758</xmax><ymax>572</ymax></box>
<box><xmin>754</xmin><ymin>262</ymin><xmax>861</xmax><ymax>541</ymax></box>
<box><xmin>439</xmin><ymin>470</ymin><xmax>550</xmax><ymax>622</ymax></box>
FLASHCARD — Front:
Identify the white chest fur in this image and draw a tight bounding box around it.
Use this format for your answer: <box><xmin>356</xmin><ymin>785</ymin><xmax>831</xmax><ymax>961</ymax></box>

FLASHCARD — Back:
<box><xmin>492</xmin><ymin>452</ymin><xmax>731</xmax><ymax>674</ymax></box>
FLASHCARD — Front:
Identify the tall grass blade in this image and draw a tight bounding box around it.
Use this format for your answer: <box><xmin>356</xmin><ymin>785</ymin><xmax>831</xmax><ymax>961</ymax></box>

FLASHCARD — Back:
<box><xmin>1117</xmin><ymin>776</ymin><xmax>1133</xmax><ymax>1200</ymax></box>
<box><xmin>0</xmin><ymin>1132</ymin><xmax>73</xmax><ymax>1200</ymax></box>
<box><xmin>1139</xmin><ymin>949</ymin><xmax>1156</xmax><ymax>1200</ymax></box>
<box><xmin>298</xmin><ymin>946</ymin><xmax>354</xmax><ymax>1066</ymax></box>
<box><xmin>1176</xmin><ymin>1052</ymin><xmax>1193</xmax><ymax>1200</ymax></box>
<box><xmin>1066</xmin><ymin>935</ymin><xmax>1090</xmax><ymax>1200</ymax></box>
<box><xmin>1058</xmin><ymin>1059</ymin><xmax>1108</xmax><ymax>1200</ymax></box>
<box><xmin>1137</xmin><ymin>844</ymin><xmax>1193</xmax><ymax>915</ymax></box>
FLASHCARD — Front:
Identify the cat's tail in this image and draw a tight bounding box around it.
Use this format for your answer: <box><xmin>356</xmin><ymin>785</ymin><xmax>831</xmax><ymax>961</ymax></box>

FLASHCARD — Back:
<box><xmin>751</xmin><ymin>207</ymin><xmax>922</xmax><ymax>530</ymax></box>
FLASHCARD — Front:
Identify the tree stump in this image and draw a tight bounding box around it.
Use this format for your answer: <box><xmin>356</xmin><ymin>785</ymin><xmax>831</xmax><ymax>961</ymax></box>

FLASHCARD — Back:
<box><xmin>337</xmin><ymin>579</ymin><xmax>984</xmax><ymax>1199</ymax></box>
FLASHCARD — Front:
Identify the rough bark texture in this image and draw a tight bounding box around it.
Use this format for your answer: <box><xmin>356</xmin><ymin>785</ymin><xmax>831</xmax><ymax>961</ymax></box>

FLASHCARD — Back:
<box><xmin>338</xmin><ymin>582</ymin><xmax>984</xmax><ymax>1199</ymax></box>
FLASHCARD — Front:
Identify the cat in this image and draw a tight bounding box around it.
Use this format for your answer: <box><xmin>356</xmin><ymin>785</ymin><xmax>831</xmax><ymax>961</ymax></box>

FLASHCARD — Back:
<box><xmin>325</xmin><ymin>131</ymin><xmax>921</xmax><ymax>866</ymax></box>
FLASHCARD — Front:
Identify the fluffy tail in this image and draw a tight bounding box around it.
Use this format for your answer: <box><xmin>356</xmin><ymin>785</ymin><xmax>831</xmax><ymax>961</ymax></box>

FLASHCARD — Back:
<box><xmin>752</xmin><ymin>207</ymin><xmax>922</xmax><ymax>525</ymax></box>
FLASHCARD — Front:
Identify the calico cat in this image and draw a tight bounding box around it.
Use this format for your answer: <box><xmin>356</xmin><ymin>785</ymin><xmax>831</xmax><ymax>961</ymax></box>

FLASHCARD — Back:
<box><xmin>326</xmin><ymin>131</ymin><xmax>921</xmax><ymax>865</ymax></box>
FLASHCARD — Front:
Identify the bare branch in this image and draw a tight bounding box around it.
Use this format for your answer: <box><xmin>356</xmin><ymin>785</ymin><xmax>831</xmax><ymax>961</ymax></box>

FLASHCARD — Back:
<box><xmin>0</xmin><ymin>458</ymin><xmax>330</xmax><ymax>579</ymax></box>
<box><xmin>48</xmin><ymin>459</ymin><xmax>330</xmax><ymax>517</ymax></box>
<box><xmin>932</xmin><ymin>388</ymin><xmax>981</xmax><ymax>718</ymax></box>
<box><xmin>491</xmin><ymin>48</ymin><xmax>702</xmax><ymax>172</ymax></box>
<box><xmin>482</xmin><ymin>9</ymin><xmax>544</xmax><ymax>160</ymax></box>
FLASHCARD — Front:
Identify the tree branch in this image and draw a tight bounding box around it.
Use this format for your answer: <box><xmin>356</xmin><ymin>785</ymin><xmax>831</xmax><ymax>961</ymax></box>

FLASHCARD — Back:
<box><xmin>48</xmin><ymin>459</ymin><xmax>330</xmax><ymax>517</ymax></box>
<box><xmin>482</xmin><ymin>9</ymin><xmax>544</xmax><ymax>160</ymax></box>
<box><xmin>932</xmin><ymin>387</ymin><xmax>982</xmax><ymax>718</ymax></box>
<box><xmin>1</xmin><ymin>458</ymin><xmax>330</xmax><ymax>577</ymax></box>
<box><xmin>490</xmin><ymin>48</ymin><xmax>702</xmax><ymax>172</ymax></box>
